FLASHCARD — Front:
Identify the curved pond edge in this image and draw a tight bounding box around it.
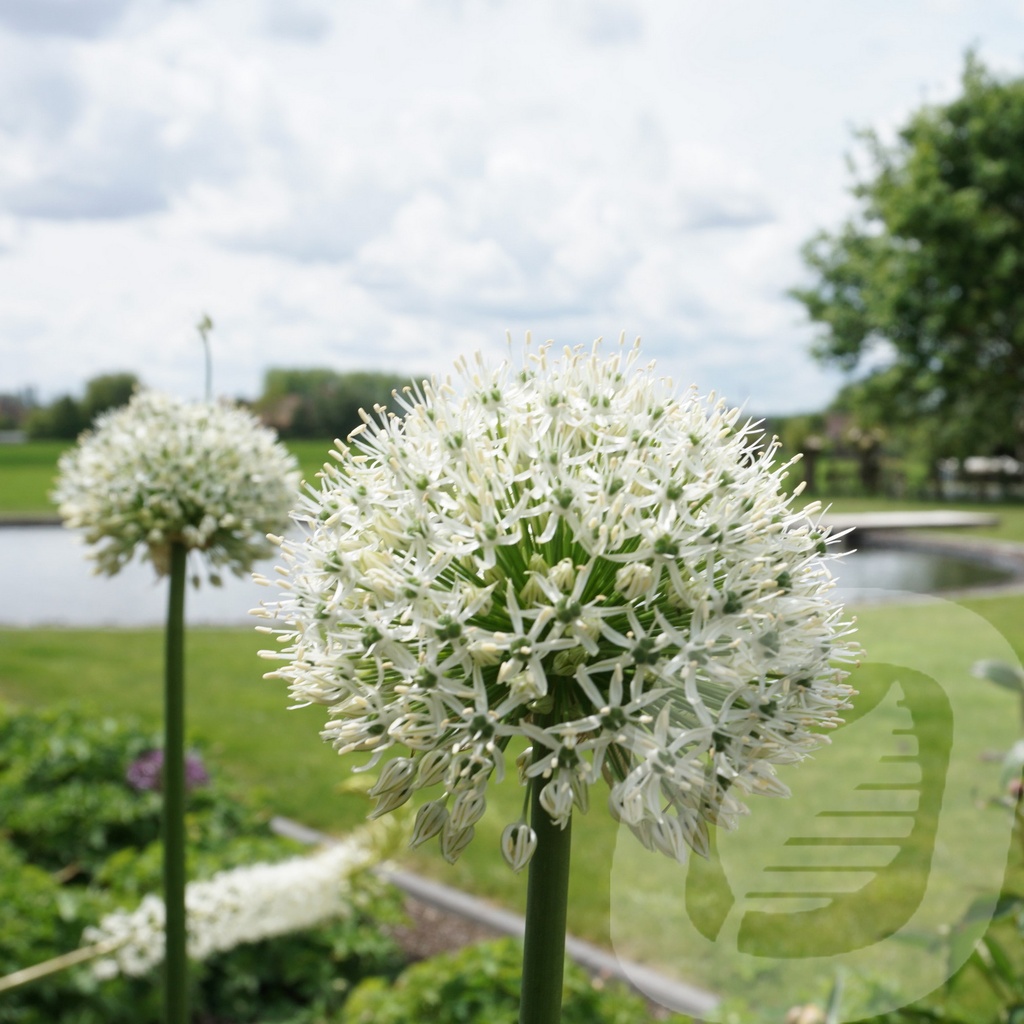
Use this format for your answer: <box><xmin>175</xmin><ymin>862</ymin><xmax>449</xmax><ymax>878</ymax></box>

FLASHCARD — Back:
<box><xmin>842</xmin><ymin>529</ymin><xmax>1024</xmax><ymax>603</ymax></box>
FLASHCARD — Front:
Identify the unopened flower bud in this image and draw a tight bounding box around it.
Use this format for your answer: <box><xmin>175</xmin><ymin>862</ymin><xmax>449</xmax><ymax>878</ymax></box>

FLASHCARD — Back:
<box><xmin>615</xmin><ymin>562</ymin><xmax>653</xmax><ymax>600</ymax></box>
<box><xmin>449</xmin><ymin>788</ymin><xmax>488</xmax><ymax>831</ymax></box>
<box><xmin>539</xmin><ymin>779</ymin><xmax>573</xmax><ymax>827</ymax></box>
<box><xmin>549</xmin><ymin>557</ymin><xmax>576</xmax><ymax>593</ymax></box>
<box><xmin>410</xmin><ymin>800</ymin><xmax>449</xmax><ymax>848</ymax></box>
<box><xmin>509</xmin><ymin>668</ymin><xmax>546</xmax><ymax>703</ymax></box>
<box><xmin>440</xmin><ymin>821</ymin><xmax>475</xmax><ymax>864</ymax></box>
<box><xmin>516</xmin><ymin>747</ymin><xmax>533</xmax><ymax>785</ymax></box>
<box><xmin>417</xmin><ymin>748</ymin><xmax>451</xmax><ymax>788</ymax></box>
<box><xmin>500</xmin><ymin>822</ymin><xmax>538</xmax><ymax>872</ymax></box>
<box><xmin>369</xmin><ymin>784</ymin><xmax>414</xmax><ymax>818</ymax></box>
<box><xmin>368</xmin><ymin>757</ymin><xmax>416</xmax><ymax>798</ymax></box>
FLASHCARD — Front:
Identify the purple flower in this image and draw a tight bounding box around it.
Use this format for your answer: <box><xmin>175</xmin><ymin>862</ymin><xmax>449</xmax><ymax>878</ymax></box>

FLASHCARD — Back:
<box><xmin>126</xmin><ymin>749</ymin><xmax>210</xmax><ymax>792</ymax></box>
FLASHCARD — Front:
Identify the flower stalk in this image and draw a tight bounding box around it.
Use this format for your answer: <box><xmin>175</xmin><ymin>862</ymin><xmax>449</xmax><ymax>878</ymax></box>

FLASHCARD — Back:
<box><xmin>163</xmin><ymin>541</ymin><xmax>188</xmax><ymax>1024</ymax></box>
<box><xmin>519</xmin><ymin>734</ymin><xmax>573</xmax><ymax>1024</ymax></box>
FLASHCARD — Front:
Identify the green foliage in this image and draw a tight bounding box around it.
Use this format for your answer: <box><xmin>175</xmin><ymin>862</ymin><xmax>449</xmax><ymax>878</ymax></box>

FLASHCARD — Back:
<box><xmin>794</xmin><ymin>53</ymin><xmax>1024</xmax><ymax>459</ymax></box>
<box><xmin>25</xmin><ymin>374</ymin><xmax>140</xmax><ymax>441</ymax></box>
<box><xmin>26</xmin><ymin>395</ymin><xmax>87</xmax><ymax>441</ymax></box>
<box><xmin>341</xmin><ymin>937</ymin><xmax>689</xmax><ymax>1024</ymax></box>
<box><xmin>0</xmin><ymin>706</ymin><xmax>268</xmax><ymax>878</ymax></box>
<box><xmin>255</xmin><ymin>368</ymin><xmax>415</xmax><ymax>439</ymax></box>
<box><xmin>0</xmin><ymin>705</ymin><xmax>405</xmax><ymax>1024</ymax></box>
<box><xmin>80</xmin><ymin>374</ymin><xmax>139</xmax><ymax>424</ymax></box>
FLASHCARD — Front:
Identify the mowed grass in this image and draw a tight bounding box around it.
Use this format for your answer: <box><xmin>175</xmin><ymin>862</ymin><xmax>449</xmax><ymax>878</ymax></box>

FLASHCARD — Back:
<box><xmin>0</xmin><ymin>439</ymin><xmax>340</xmax><ymax>518</ymax></box>
<box><xmin>0</xmin><ymin>441</ymin><xmax>69</xmax><ymax>516</ymax></box>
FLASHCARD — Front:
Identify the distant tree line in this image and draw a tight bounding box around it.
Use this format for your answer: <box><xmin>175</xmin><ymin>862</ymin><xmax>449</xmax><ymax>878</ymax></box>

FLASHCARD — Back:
<box><xmin>3</xmin><ymin>367</ymin><xmax>418</xmax><ymax>441</ymax></box>
<box><xmin>252</xmin><ymin>368</ymin><xmax>416</xmax><ymax>439</ymax></box>
<box><xmin>22</xmin><ymin>373</ymin><xmax>140</xmax><ymax>439</ymax></box>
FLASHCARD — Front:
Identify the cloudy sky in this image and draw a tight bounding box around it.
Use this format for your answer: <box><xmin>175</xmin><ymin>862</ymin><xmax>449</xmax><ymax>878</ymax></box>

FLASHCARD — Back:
<box><xmin>2</xmin><ymin>0</ymin><xmax>1022</xmax><ymax>414</ymax></box>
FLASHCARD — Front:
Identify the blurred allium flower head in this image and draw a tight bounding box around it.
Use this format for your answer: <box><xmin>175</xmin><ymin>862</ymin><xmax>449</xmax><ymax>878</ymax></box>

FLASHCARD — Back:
<box><xmin>125</xmin><ymin>749</ymin><xmax>210</xmax><ymax>792</ymax></box>
<box><xmin>259</xmin><ymin>339</ymin><xmax>857</xmax><ymax>870</ymax></box>
<box><xmin>55</xmin><ymin>390</ymin><xmax>299</xmax><ymax>582</ymax></box>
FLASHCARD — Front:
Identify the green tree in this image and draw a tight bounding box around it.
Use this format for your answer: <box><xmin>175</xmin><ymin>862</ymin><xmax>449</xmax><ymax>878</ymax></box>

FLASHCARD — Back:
<box><xmin>81</xmin><ymin>372</ymin><xmax>140</xmax><ymax>423</ymax></box>
<box><xmin>25</xmin><ymin>373</ymin><xmax>139</xmax><ymax>440</ymax></box>
<box><xmin>25</xmin><ymin>395</ymin><xmax>85</xmax><ymax>440</ymax></box>
<box><xmin>793</xmin><ymin>53</ymin><xmax>1024</xmax><ymax>458</ymax></box>
<box><xmin>256</xmin><ymin>368</ymin><xmax>414</xmax><ymax>439</ymax></box>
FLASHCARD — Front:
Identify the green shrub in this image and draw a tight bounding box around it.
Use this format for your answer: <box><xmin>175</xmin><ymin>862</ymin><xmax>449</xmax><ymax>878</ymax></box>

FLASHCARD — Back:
<box><xmin>0</xmin><ymin>704</ymin><xmax>406</xmax><ymax>1024</ymax></box>
<box><xmin>340</xmin><ymin>937</ymin><xmax>690</xmax><ymax>1024</ymax></box>
<box><xmin>0</xmin><ymin>705</ymin><xmax>280</xmax><ymax>878</ymax></box>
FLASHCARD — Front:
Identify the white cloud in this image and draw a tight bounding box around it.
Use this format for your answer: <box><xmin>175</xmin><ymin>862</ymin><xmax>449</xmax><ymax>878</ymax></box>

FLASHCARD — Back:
<box><xmin>2</xmin><ymin>0</ymin><xmax>1023</xmax><ymax>413</ymax></box>
<box><xmin>558</xmin><ymin>0</ymin><xmax>644</xmax><ymax>46</ymax></box>
<box><xmin>0</xmin><ymin>0</ymin><xmax>132</xmax><ymax>38</ymax></box>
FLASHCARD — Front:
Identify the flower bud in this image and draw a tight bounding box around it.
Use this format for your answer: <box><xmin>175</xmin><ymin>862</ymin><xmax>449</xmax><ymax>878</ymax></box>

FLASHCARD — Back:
<box><xmin>449</xmin><ymin>788</ymin><xmax>488</xmax><ymax>831</ymax></box>
<box><xmin>468</xmin><ymin>641</ymin><xmax>502</xmax><ymax>666</ymax></box>
<box><xmin>549</xmin><ymin>557</ymin><xmax>576</xmax><ymax>593</ymax></box>
<box><xmin>500</xmin><ymin>822</ymin><xmax>537</xmax><ymax>872</ymax></box>
<box><xmin>410</xmin><ymin>800</ymin><xmax>449</xmax><ymax>848</ymax></box>
<box><xmin>648</xmin><ymin>815</ymin><xmax>689</xmax><ymax>862</ymax></box>
<box><xmin>571</xmin><ymin>773</ymin><xmax>590</xmax><ymax>814</ymax></box>
<box><xmin>552</xmin><ymin>647</ymin><xmax>588</xmax><ymax>676</ymax></box>
<box><xmin>368</xmin><ymin>757</ymin><xmax>416</xmax><ymax>798</ymax></box>
<box><xmin>509</xmin><ymin>668</ymin><xmax>546</xmax><ymax>703</ymax></box>
<box><xmin>539</xmin><ymin>779</ymin><xmax>573</xmax><ymax>827</ymax></box>
<box><xmin>615</xmin><ymin>562</ymin><xmax>653</xmax><ymax>600</ymax></box>
<box><xmin>369</xmin><ymin>783</ymin><xmax>414</xmax><ymax>818</ymax></box>
<box><xmin>515</xmin><ymin>746</ymin><xmax>533</xmax><ymax>785</ymax></box>
<box><xmin>440</xmin><ymin>821</ymin><xmax>475</xmax><ymax>864</ymax></box>
<box><xmin>417</xmin><ymin>748</ymin><xmax>451</xmax><ymax>788</ymax></box>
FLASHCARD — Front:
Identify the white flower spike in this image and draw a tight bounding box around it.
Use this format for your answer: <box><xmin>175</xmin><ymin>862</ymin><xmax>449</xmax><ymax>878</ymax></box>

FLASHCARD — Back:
<box><xmin>262</xmin><ymin>338</ymin><xmax>857</xmax><ymax>870</ymax></box>
<box><xmin>83</xmin><ymin>834</ymin><xmax>379</xmax><ymax>979</ymax></box>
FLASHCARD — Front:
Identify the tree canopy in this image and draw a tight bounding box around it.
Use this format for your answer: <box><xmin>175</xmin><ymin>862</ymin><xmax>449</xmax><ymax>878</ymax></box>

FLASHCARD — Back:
<box><xmin>254</xmin><ymin>368</ymin><xmax>414</xmax><ymax>439</ymax></box>
<box><xmin>26</xmin><ymin>372</ymin><xmax>140</xmax><ymax>440</ymax></box>
<box><xmin>793</xmin><ymin>54</ymin><xmax>1024</xmax><ymax>458</ymax></box>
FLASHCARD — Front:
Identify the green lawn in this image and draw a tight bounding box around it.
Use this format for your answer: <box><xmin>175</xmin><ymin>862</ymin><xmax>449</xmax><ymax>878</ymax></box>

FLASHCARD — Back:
<box><xmin>0</xmin><ymin>439</ymin><xmax>340</xmax><ymax>518</ymax></box>
<box><xmin>0</xmin><ymin>441</ymin><xmax>69</xmax><ymax>516</ymax></box>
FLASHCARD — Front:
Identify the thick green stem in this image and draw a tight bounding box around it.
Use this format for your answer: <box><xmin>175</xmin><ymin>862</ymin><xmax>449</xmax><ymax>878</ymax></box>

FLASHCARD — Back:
<box><xmin>519</xmin><ymin>764</ymin><xmax>572</xmax><ymax>1024</ymax></box>
<box><xmin>163</xmin><ymin>542</ymin><xmax>188</xmax><ymax>1024</ymax></box>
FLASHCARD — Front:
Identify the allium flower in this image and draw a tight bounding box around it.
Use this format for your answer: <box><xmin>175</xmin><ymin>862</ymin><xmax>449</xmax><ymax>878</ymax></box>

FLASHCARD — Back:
<box><xmin>83</xmin><ymin>834</ymin><xmax>379</xmax><ymax>979</ymax></box>
<box><xmin>259</xmin><ymin>340</ymin><xmax>857</xmax><ymax>871</ymax></box>
<box><xmin>125</xmin><ymin>749</ymin><xmax>210</xmax><ymax>792</ymax></box>
<box><xmin>55</xmin><ymin>390</ymin><xmax>299</xmax><ymax>582</ymax></box>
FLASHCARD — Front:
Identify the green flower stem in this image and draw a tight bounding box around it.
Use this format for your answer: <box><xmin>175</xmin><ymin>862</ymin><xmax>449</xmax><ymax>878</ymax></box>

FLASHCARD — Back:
<box><xmin>163</xmin><ymin>541</ymin><xmax>188</xmax><ymax>1024</ymax></box>
<box><xmin>519</xmin><ymin>742</ymin><xmax>573</xmax><ymax>1024</ymax></box>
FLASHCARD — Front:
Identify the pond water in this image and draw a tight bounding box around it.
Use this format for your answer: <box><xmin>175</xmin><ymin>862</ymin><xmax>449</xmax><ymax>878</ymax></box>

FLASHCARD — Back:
<box><xmin>4</xmin><ymin>526</ymin><xmax>278</xmax><ymax>627</ymax></box>
<box><xmin>0</xmin><ymin>525</ymin><xmax>1017</xmax><ymax>628</ymax></box>
<box><xmin>832</xmin><ymin>543</ymin><xmax>1012</xmax><ymax>596</ymax></box>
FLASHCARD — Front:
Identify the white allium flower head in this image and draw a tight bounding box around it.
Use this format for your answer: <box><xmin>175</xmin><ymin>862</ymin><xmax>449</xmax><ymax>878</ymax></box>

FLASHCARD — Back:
<box><xmin>259</xmin><ymin>338</ymin><xmax>858</xmax><ymax>870</ymax></box>
<box><xmin>55</xmin><ymin>390</ymin><xmax>299</xmax><ymax>581</ymax></box>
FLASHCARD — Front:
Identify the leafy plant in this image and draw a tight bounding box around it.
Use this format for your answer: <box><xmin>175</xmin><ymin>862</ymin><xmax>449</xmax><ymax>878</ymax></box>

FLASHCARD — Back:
<box><xmin>340</xmin><ymin>937</ymin><xmax>690</xmax><ymax>1024</ymax></box>
<box><xmin>0</xmin><ymin>704</ymin><xmax>406</xmax><ymax>1024</ymax></box>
